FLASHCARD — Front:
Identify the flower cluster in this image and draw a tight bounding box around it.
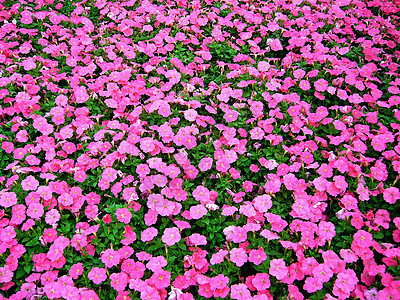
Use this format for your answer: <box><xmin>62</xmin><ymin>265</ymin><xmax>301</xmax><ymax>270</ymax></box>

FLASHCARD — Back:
<box><xmin>0</xmin><ymin>0</ymin><xmax>400</xmax><ymax>299</ymax></box>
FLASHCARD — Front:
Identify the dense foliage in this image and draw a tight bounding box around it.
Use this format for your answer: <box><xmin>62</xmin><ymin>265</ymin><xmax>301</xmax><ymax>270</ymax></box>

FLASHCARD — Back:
<box><xmin>1</xmin><ymin>0</ymin><xmax>400</xmax><ymax>299</ymax></box>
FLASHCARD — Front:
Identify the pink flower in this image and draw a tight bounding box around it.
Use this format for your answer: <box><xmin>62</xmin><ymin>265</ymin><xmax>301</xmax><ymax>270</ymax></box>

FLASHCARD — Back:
<box><xmin>250</xmin><ymin>127</ymin><xmax>265</xmax><ymax>140</ymax></box>
<box><xmin>230</xmin><ymin>248</ymin><xmax>247</xmax><ymax>267</ymax></box>
<box><xmin>20</xmin><ymin>11</ymin><xmax>33</xmax><ymax>24</ymax></box>
<box><xmin>249</xmin><ymin>164</ymin><xmax>260</xmax><ymax>172</ymax></box>
<box><xmin>0</xmin><ymin>226</ymin><xmax>16</xmax><ymax>243</ymax></box>
<box><xmin>353</xmin><ymin>230</ymin><xmax>373</xmax><ymax>248</ymax></box>
<box><xmin>223</xmin><ymin>110</ymin><xmax>239</xmax><ymax>123</ymax></box>
<box><xmin>69</xmin><ymin>263</ymin><xmax>83</xmax><ymax>280</ymax></box>
<box><xmin>0</xmin><ymin>265</ymin><xmax>13</xmax><ymax>283</ymax></box>
<box><xmin>268</xmin><ymin>38</ymin><xmax>283</xmax><ymax>51</ymax></box>
<box><xmin>231</xmin><ymin>284</ymin><xmax>251</xmax><ymax>300</ymax></box>
<box><xmin>102</xmin><ymin>167</ymin><xmax>118</xmax><ymax>182</ymax></box>
<box><xmin>150</xmin><ymin>269</ymin><xmax>171</xmax><ymax>289</ymax></box>
<box><xmin>313</xmin><ymin>264</ymin><xmax>333</xmax><ymax>283</ymax></box>
<box><xmin>45</xmin><ymin>209</ymin><xmax>60</xmax><ymax>225</ymax></box>
<box><xmin>243</xmin><ymin>180</ymin><xmax>255</xmax><ymax>193</ymax></box>
<box><xmin>162</xmin><ymin>227</ymin><xmax>181</xmax><ymax>246</ymax></box>
<box><xmin>88</xmin><ymin>267</ymin><xmax>107</xmax><ymax>285</ymax></box>
<box><xmin>317</xmin><ymin>221</ymin><xmax>336</xmax><ymax>241</ymax></box>
<box><xmin>216</xmin><ymin>158</ymin><xmax>230</xmax><ymax>173</ymax></box>
<box><xmin>136</xmin><ymin>164</ymin><xmax>150</xmax><ymax>177</ymax></box>
<box><xmin>21</xmin><ymin>176</ymin><xmax>39</xmax><ymax>191</ymax></box>
<box><xmin>192</xmin><ymin>186</ymin><xmax>210</xmax><ymax>202</ymax></box>
<box><xmin>71</xmin><ymin>234</ymin><xmax>88</xmax><ymax>251</ymax></box>
<box><xmin>0</xmin><ymin>192</ymin><xmax>18</xmax><ymax>208</ymax></box>
<box><xmin>210</xmin><ymin>249</ymin><xmax>229</xmax><ymax>265</ymax></box>
<box><xmin>27</xmin><ymin>203</ymin><xmax>44</xmax><ymax>219</ymax></box>
<box><xmin>253</xmin><ymin>195</ymin><xmax>272</xmax><ymax>213</ymax></box>
<box><xmin>146</xmin><ymin>256</ymin><xmax>167</xmax><ymax>272</ymax></box>
<box><xmin>339</xmin><ymin>249</ymin><xmax>358</xmax><ymax>263</ymax></box>
<box><xmin>22</xmin><ymin>59</ymin><xmax>36</xmax><ymax>71</ymax></box>
<box><xmin>229</xmin><ymin>168</ymin><xmax>241</xmax><ymax>179</ymax></box>
<box><xmin>303</xmin><ymin>276</ymin><xmax>323</xmax><ymax>293</ymax></box>
<box><xmin>188</xmin><ymin>233</ymin><xmax>207</xmax><ymax>246</ymax></box>
<box><xmin>258</xmin><ymin>61</ymin><xmax>271</xmax><ymax>72</ymax></box>
<box><xmin>249</xmin><ymin>248</ymin><xmax>267</xmax><ymax>265</ymax></box>
<box><xmin>110</xmin><ymin>272</ymin><xmax>128</xmax><ymax>291</ymax></box>
<box><xmin>299</xmin><ymin>80</ymin><xmax>311</xmax><ymax>91</ymax></box>
<box><xmin>252</xmin><ymin>273</ymin><xmax>270</xmax><ymax>291</ymax></box>
<box><xmin>210</xmin><ymin>274</ymin><xmax>229</xmax><ymax>291</ymax></box>
<box><xmin>42</xmin><ymin>228</ymin><xmax>57</xmax><ymax>244</ymax></box>
<box><xmin>333</xmin><ymin>269</ymin><xmax>358</xmax><ymax>298</ymax></box>
<box><xmin>74</xmin><ymin>170</ymin><xmax>87</xmax><ymax>183</ymax></box>
<box><xmin>341</xmin><ymin>195</ymin><xmax>358</xmax><ymax>210</ymax></box>
<box><xmin>116</xmin><ymin>208</ymin><xmax>132</xmax><ymax>224</ymax></box>
<box><xmin>383</xmin><ymin>187</ymin><xmax>400</xmax><ymax>204</ymax></box>
<box><xmin>198</xmin><ymin>157</ymin><xmax>213</xmax><ymax>172</ymax></box>
<box><xmin>1</xmin><ymin>142</ymin><xmax>14</xmax><ymax>154</ymax></box>
<box><xmin>16</xmin><ymin>130</ymin><xmax>28</xmax><ymax>143</ymax></box>
<box><xmin>190</xmin><ymin>205</ymin><xmax>208</xmax><ymax>219</ymax></box>
<box><xmin>184</xmin><ymin>109</ymin><xmax>198</xmax><ymax>122</ymax></box>
<box><xmin>269</xmin><ymin>259</ymin><xmax>288</xmax><ymax>280</ymax></box>
<box><xmin>314</xmin><ymin>79</ymin><xmax>329</xmax><ymax>92</ymax></box>
<box><xmin>141</xmin><ymin>227</ymin><xmax>158</xmax><ymax>242</ymax></box>
<box><xmin>101</xmin><ymin>249</ymin><xmax>121</xmax><ymax>268</ymax></box>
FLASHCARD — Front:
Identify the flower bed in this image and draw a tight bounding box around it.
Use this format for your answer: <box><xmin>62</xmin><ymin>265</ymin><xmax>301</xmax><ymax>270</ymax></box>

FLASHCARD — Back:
<box><xmin>1</xmin><ymin>0</ymin><xmax>400</xmax><ymax>299</ymax></box>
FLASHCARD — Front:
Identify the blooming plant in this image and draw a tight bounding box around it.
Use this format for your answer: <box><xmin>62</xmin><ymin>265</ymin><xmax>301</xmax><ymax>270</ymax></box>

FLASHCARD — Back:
<box><xmin>0</xmin><ymin>0</ymin><xmax>400</xmax><ymax>299</ymax></box>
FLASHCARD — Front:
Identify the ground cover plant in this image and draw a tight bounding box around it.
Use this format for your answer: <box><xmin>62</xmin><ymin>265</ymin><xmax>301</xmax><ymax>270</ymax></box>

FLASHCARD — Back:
<box><xmin>0</xmin><ymin>0</ymin><xmax>400</xmax><ymax>298</ymax></box>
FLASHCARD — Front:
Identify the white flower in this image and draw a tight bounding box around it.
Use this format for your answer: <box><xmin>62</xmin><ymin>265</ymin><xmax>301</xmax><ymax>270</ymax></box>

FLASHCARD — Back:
<box><xmin>168</xmin><ymin>287</ymin><xmax>183</xmax><ymax>300</ymax></box>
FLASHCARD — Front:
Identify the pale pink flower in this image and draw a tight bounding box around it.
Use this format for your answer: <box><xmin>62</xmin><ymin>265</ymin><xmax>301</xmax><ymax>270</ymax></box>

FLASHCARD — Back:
<box><xmin>162</xmin><ymin>227</ymin><xmax>181</xmax><ymax>246</ymax></box>
<box><xmin>116</xmin><ymin>208</ymin><xmax>132</xmax><ymax>224</ymax></box>
<box><xmin>269</xmin><ymin>259</ymin><xmax>288</xmax><ymax>280</ymax></box>
<box><xmin>27</xmin><ymin>203</ymin><xmax>44</xmax><ymax>219</ymax></box>
<box><xmin>88</xmin><ymin>267</ymin><xmax>107</xmax><ymax>285</ymax></box>
<box><xmin>21</xmin><ymin>176</ymin><xmax>39</xmax><ymax>191</ymax></box>
<box><xmin>141</xmin><ymin>227</ymin><xmax>158</xmax><ymax>242</ymax></box>
<box><xmin>190</xmin><ymin>204</ymin><xmax>208</xmax><ymax>219</ymax></box>
<box><xmin>230</xmin><ymin>248</ymin><xmax>247</xmax><ymax>267</ymax></box>
<box><xmin>184</xmin><ymin>109</ymin><xmax>198</xmax><ymax>122</ymax></box>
